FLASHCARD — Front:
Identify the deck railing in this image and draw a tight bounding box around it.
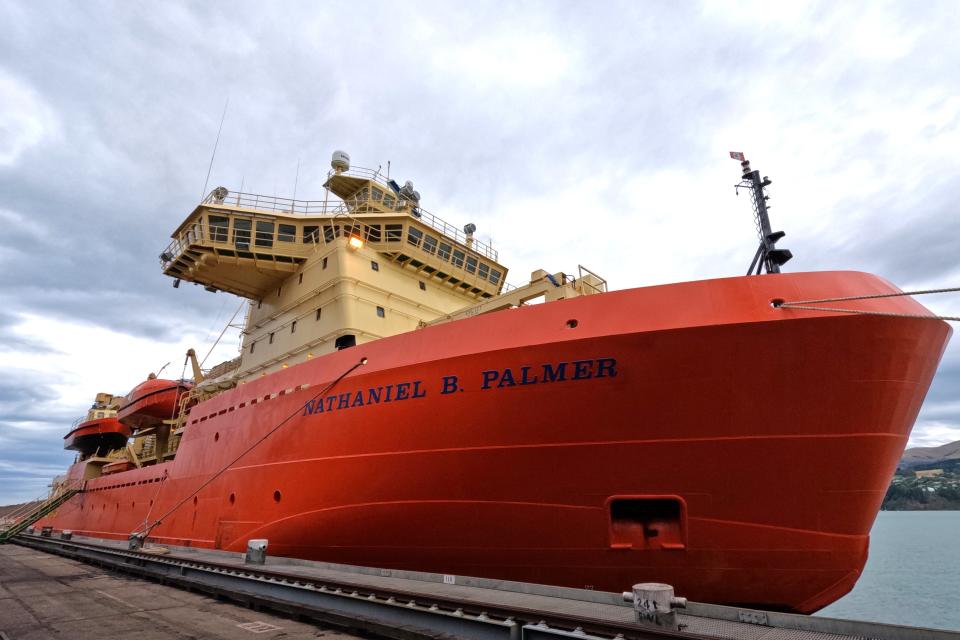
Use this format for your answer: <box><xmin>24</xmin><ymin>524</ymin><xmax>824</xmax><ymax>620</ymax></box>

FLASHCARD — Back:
<box><xmin>199</xmin><ymin>169</ymin><xmax>497</xmax><ymax>261</ymax></box>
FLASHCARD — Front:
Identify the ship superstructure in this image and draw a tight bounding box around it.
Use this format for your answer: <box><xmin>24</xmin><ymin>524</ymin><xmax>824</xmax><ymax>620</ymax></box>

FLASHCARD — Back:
<box><xmin>16</xmin><ymin>152</ymin><xmax>952</xmax><ymax>614</ymax></box>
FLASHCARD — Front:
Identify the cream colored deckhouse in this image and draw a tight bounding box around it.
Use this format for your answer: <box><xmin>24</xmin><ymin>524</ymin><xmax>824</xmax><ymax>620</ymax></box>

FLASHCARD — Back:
<box><xmin>161</xmin><ymin>151</ymin><xmax>606</xmax><ymax>385</ymax></box>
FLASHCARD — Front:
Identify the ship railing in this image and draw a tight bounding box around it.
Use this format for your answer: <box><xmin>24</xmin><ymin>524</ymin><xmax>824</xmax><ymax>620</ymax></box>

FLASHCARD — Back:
<box><xmin>199</xmin><ymin>181</ymin><xmax>498</xmax><ymax>261</ymax></box>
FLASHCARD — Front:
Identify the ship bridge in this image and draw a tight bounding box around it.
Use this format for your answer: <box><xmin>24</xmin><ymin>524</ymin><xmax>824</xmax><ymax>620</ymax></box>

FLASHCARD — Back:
<box><xmin>161</xmin><ymin>167</ymin><xmax>506</xmax><ymax>301</ymax></box>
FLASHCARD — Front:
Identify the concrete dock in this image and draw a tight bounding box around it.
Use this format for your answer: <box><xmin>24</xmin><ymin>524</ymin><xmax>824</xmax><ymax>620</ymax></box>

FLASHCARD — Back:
<box><xmin>0</xmin><ymin>544</ymin><xmax>357</xmax><ymax>639</ymax></box>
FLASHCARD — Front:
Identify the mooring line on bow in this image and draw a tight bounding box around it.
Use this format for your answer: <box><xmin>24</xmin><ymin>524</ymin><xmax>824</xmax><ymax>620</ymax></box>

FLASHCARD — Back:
<box><xmin>777</xmin><ymin>286</ymin><xmax>960</xmax><ymax>322</ymax></box>
<box><xmin>131</xmin><ymin>356</ymin><xmax>368</xmax><ymax>544</ymax></box>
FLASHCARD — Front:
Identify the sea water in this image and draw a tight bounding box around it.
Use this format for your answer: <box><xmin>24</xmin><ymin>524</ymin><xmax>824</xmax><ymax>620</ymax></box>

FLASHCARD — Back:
<box><xmin>816</xmin><ymin>511</ymin><xmax>960</xmax><ymax>631</ymax></box>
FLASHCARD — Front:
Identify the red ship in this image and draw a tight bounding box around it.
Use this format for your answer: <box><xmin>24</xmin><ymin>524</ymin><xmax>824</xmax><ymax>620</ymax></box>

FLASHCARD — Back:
<box><xmin>32</xmin><ymin>153</ymin><xmax>951</xmax><ymax>613</ymax></box>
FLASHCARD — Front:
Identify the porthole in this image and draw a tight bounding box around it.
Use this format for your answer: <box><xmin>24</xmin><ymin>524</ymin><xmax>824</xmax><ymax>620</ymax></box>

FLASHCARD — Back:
<box><xmin>770</xmin><ymin>298</ymin><xmax>785</xmax><ymax>308</ymax></box>
<box><xmin>229</xmin><ymin>493</ymin><xmax>236</xmax><ymax>505</ymax></box>
<box><xmin>214</xmin><ymin>432</ymin><xmax>220</xmax><ymax>442</ymax></box>
<box><xmin>193</xmin><ymin>496</ymin><xmax>199</xmax><ymax>506</ymax></box>
<box><xmin>273</xmin><ymin>490</ymin><xmax>282</xmax><ymax>503</ymax></box>
<box><xmin>566</xmin><ymin>319</ymin><xmax>579</xmax><ymax>328</ymax></box>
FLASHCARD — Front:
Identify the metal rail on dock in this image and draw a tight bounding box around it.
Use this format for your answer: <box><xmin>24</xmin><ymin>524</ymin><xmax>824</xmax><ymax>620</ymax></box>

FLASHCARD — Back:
<box><xmin>12</xmin><ymin>534</ymin><xmax>958</xmax><ymax>640</ymax></box>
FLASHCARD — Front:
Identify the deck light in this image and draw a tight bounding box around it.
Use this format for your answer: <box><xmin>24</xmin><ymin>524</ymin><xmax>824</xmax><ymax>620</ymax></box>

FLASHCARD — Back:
<box><xmin>348</xmin><ymin>236</ymin><xmax>364</xmax><ymax>250</ymax></box>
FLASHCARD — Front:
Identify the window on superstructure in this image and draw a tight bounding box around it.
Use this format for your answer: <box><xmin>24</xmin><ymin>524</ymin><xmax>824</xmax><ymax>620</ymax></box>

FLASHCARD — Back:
<box><xmin>303</xmin><ymin>225</ymin><xmax>320</xmax><ymax>243</ymax></box>
<box><xmin>419</xmin><ymin>281</ymin><xmax>426</xmax><ymax>291</ymax></box>
<box><xmin>315</xmin><ymin>308</ymin><xmax>322</xmax><ymax>321</ymax></box>
<box><xmin>250</xmin><ymin>341</ymin><xmax>256</xmax><ymax>354</ymax></box>
<box><xmin>489</xmin><ymin>269</ymin><xmax>502</xmax><ymax>285</ymax></box>
<box><xmin>376</xmin><ymin>306</ymin><xmax>385</xmax><ymax>318</ymax></box>
<box><xmin>233</xmin><ymin>218</ymin><xmax>252</xmax><ymax>250</ymax></box>
<box><xmin>291</xmin><ymin>320</ymin><xmax>297</xmax><ymax>334</ymax></box>
<box><xmin>452</xmin><ymin>249</ymin><xmax>465</xmax><ymax>268</ymax></box>
<box><xmin>298</xmin><ymin>273</ymin><xmax>304</xmax><ymax>285</ymax></box>
<box><xmin>372</xmin><ymin>187</ymin><xmax>384</xmax><ymax>201</ymax></box>
<box><xmin>322</xmin><ymin>257</ymin><xmax>328</xmax><ymax>269</ymax></box>
<box><xmin>478</xmin><ymin>263</ymin><xmax>490</xmax><ymax>280</ymax></box>
<box><xmin>371</xmin><ymin>261</ymin><xmax>379</xmax><ymax>272</ymax></box>
<box><xmin>269</xmin><ymin>333</ymin><xmax>274</xmax><ymax>344</ymax></box>
<box><xmin>386</xmin><ymin>224</ymin><xmax>403</xmax><ymax>242</ymax></box>
<box><xmin>364</xmin><ymin>224</ymin><xmax>381</xmax><ymax>242</ymax></box>
<box><xmin>255</xmin><ymin>221</ymin><xmax>274</xmax><ymax>247</ymax></box>
<box><xmin>209</xmin><ymin>215</ymin><xmax>230</xmax><ymax>242</ymax></box>
<box><xmin>438</xmin><ymin>242</ymin><xmax>452</xmax><ymax>261</ymax></box>
<box><xmin>407</xmin><ymin>227</ymin><xmax>423</xmax><ymax>248</ymax></box>
<box><xmin>383</xmin><ymin>194</ymin><xmax>396</xmax><ymax>209</ymax></box>
<box><xmin>278</xmin><ymin>224</ymin><xmax>296</xmax><ymax>243</ymax></box>
<box><xmin>323</xmin><ymin>225</ymin><xmax>336</xmax><ymax>242</ymax></box>
<box><xmin>465</xmin><ymin>256</ymin><xmax>477</xmax><ymax>274</ymax></box>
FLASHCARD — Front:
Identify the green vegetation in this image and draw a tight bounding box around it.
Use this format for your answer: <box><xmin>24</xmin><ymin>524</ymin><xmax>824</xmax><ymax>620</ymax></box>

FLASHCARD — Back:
<box><xmin>883</xmin><ymin>468</ymin><xmax>960</xmax><ymax>510</ymax></box>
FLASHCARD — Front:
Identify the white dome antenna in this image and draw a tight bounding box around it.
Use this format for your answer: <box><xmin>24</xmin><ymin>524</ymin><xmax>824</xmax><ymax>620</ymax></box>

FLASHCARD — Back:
<box><xmin>331</xmin><ymin>150</ymin><xmax>350</xmax><ymax>173</ymax></box>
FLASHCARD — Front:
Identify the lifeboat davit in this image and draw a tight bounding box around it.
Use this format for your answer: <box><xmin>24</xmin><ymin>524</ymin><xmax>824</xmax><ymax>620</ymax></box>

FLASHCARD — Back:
<box><xmin>117</xmin><ymin>377</ymin><xmax>192</xmax><ymax>428</ymax></box>
<box><xmin>63</xmin><ymin>417</ymin><xmax>131</xmax><ymax>456</ymax></box>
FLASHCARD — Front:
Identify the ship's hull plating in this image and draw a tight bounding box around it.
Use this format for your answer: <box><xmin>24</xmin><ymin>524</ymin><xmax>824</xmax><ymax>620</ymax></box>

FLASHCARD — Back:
<box><xmin>41</xmin><ymin>272</ymin><xmax>952</xmax><ymax>613</ymax></box>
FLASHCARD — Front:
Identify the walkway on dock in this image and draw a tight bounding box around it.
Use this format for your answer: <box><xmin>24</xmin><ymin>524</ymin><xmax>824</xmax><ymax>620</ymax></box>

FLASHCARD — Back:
<box><xmin>0</xmin><ymin>544</ymin><xmax>357</xmax><ymax>639</ymax></box>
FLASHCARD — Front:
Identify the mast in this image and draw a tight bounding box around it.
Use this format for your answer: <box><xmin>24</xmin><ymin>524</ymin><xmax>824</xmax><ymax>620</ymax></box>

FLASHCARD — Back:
<box><xmin>731</xmin><ymin>152</ymin><xmax>792</xmax><ymax>275</ymax></box>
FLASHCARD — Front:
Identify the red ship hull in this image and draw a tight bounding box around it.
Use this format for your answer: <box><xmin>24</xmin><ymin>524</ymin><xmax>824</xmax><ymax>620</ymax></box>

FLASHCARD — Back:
<box><xmin>40</xmin><ymin>271</ymin><xmax>951</xmax><ymax>613</ymax></box>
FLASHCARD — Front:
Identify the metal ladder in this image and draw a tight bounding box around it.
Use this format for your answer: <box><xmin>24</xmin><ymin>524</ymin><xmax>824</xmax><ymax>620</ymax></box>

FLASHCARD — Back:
<box><xmin>0</xmin><ymin>485</ymin><xmax>83</xmax><ymax>543</ymax></box>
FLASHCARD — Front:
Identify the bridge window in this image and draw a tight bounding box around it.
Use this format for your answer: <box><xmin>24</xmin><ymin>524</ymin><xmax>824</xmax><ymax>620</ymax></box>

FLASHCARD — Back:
<box><xmin>364</xmin><ymin>224</ymin><xmax>382</xmax><ymax>242</ymax></box>
<box><xmin>278</xmin><ymin>224</ymin><xmax>296</xmax><ymax>242</ymax></box>
<box><xmin>489</xmin><ymin>269</ymin><xmax>502</xmax><ymax>285</ymax></box>
<box><xmin>438</xmin><ymin>242</ymin><xmax>452</xmax><ymax>261</ymax></box>
<box><xmin>303</xmin><ymin>225</ymin><xmax>319</xmax><ymax>243</ymax></box>
<box><xmin>209</xmin><ymin>215</ymin><xmax>230</xmax><ymax>242</ymax></box>
<box><xmin>465</xmin><ymin>256</ymin><xmax>477</xmax><ymax>274</ymax></box>
<box><xmin>386</xmin><ymin>224</ymin><xmax>403</xmax><ymax>242</ymax></box>
<box><xmin>383</xmin><ymin>194</ymin><xmax>396</xmax><ymax>209</ymax></box>
<box><xmin>407</xmin><ymin>227</ymin><xmax>423</xmax><ymax>248</ymax></box>
<box><xmin>233</xmin><ymin>218</ymin><xmax>252</xmax><ymax>249</ymax></box>
<box><xmin>478</xmin><ymin>263</ymin><xmax>490</xmax><ymax>280</ymax></box>
<box><xmin>372</xmin><ymin>187</ymin><xmax>384</xmax><ymax>201</ymax></box>
<box><xmin>324</xmin><ymin>225</ymin><xmax>337</xmax><ymax>242</ymax></box>
<box><xmin>255</xmin><ymin>221</ymin><xmax>274</xmax><ymax>247</ymax></box>
<box><xmin>452</xmin><ymin>249</ymin><xmax>465</xmax><ymax>268</ymax></box>
<box><xmin>423</xmin><ymin>235</ymin><xmax>438</xmax><ymax>255</ymax></box>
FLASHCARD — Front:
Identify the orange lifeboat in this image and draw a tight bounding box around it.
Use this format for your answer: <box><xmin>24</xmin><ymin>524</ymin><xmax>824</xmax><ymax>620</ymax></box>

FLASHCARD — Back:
<box><xmin>63</xmin><ymin>417</ymin><xmax>131</xmax><ymax>456</ymax></box>
<box><xmin>117</xmin><ymin>377</ymin><xmax>192</xmax><ymax>428</ymax></box>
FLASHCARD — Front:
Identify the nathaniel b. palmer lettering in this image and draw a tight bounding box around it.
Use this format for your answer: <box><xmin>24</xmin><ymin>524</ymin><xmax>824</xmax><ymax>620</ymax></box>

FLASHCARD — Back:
<box><xmin>302</xmin><ymin>357</ymin><xmax>617</xmax><ymax>417</ymax></box>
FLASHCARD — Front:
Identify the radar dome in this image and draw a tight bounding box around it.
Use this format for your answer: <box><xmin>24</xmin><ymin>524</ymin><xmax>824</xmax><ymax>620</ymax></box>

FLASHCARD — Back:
<box><xmin>331</xmin><ymin>150</ymin><xmax>350</xmax><ymax>172</ymax></box>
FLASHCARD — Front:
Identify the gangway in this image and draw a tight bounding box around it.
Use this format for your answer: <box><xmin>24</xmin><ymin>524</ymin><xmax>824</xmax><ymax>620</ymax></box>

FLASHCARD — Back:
<box><xmin>0</xmin><ymin>483</ymin><xmax>83</xmax><ymax>543</ymax></box>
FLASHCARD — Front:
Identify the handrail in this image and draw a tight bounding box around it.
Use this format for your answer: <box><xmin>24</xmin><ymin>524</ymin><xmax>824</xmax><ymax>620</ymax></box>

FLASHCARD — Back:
<box><xmin>160</xmin><ymin>220</ymin><xmax>505</xmax><ymax>291</ymax></box>
<box><xmin>199</xmin><ymin>174</ymin><xmax>498</xmax><ymax>261</ymax></box>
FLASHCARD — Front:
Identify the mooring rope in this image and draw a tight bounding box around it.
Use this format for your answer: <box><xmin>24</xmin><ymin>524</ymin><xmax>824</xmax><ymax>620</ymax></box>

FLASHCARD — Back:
<box><xmin>778</xmin><ymin>286</ymin><xmax>960</xmax><ymax>322</ymax></box>
<box><xmin>132</xmin><ymin>356</ymin><xmax>368</xmax><ymax>541</ymax></box>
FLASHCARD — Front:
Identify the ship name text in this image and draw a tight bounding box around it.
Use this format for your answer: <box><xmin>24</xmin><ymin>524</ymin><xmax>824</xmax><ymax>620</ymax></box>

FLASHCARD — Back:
<box><xmin>301</xmin><ymin>357</ymin><xmax>617</xmax><ymax>418</ymax></box>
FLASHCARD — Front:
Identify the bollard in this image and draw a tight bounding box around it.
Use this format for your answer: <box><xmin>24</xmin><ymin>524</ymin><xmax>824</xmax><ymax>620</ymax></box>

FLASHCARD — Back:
<box><xmin>40</xmin><ymin>526</ymin><xmax>53</xmax><ymax>538</ymax></box>
<box><xmin>621</xmin><ymin>583</ymin><xmax>687</xmax><ymax>630</ymax></box>
<box><xmin>60</xmin><ymin>530</ymin><xmax>73</xmax><ymax>541</ymax></box>
<box><xmin>245</xmin><ymin>539</ymin><xmax>268</xmax><ymax>565</ymax></box>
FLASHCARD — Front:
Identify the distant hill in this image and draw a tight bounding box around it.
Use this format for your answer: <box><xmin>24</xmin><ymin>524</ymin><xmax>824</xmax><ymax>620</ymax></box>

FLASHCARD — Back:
<box><xmin>899</xmin><ymin>440</ymin><xmax>960</xmax><ymax>470</ymax></box>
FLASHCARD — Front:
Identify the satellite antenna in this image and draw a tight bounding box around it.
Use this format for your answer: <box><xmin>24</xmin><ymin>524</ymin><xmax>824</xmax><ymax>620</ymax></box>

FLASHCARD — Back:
<box><xmin>731</xmin><ymin>152</ymin><xmax>792</xmax><ymax>275</ymax></box>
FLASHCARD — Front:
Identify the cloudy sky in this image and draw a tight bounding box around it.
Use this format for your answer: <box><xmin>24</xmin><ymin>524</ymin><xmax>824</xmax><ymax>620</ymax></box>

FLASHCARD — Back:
<box><xmin>1</xmin><ymin>1</ymin><xmax>958</xmax><ymax>504</ymax></box>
